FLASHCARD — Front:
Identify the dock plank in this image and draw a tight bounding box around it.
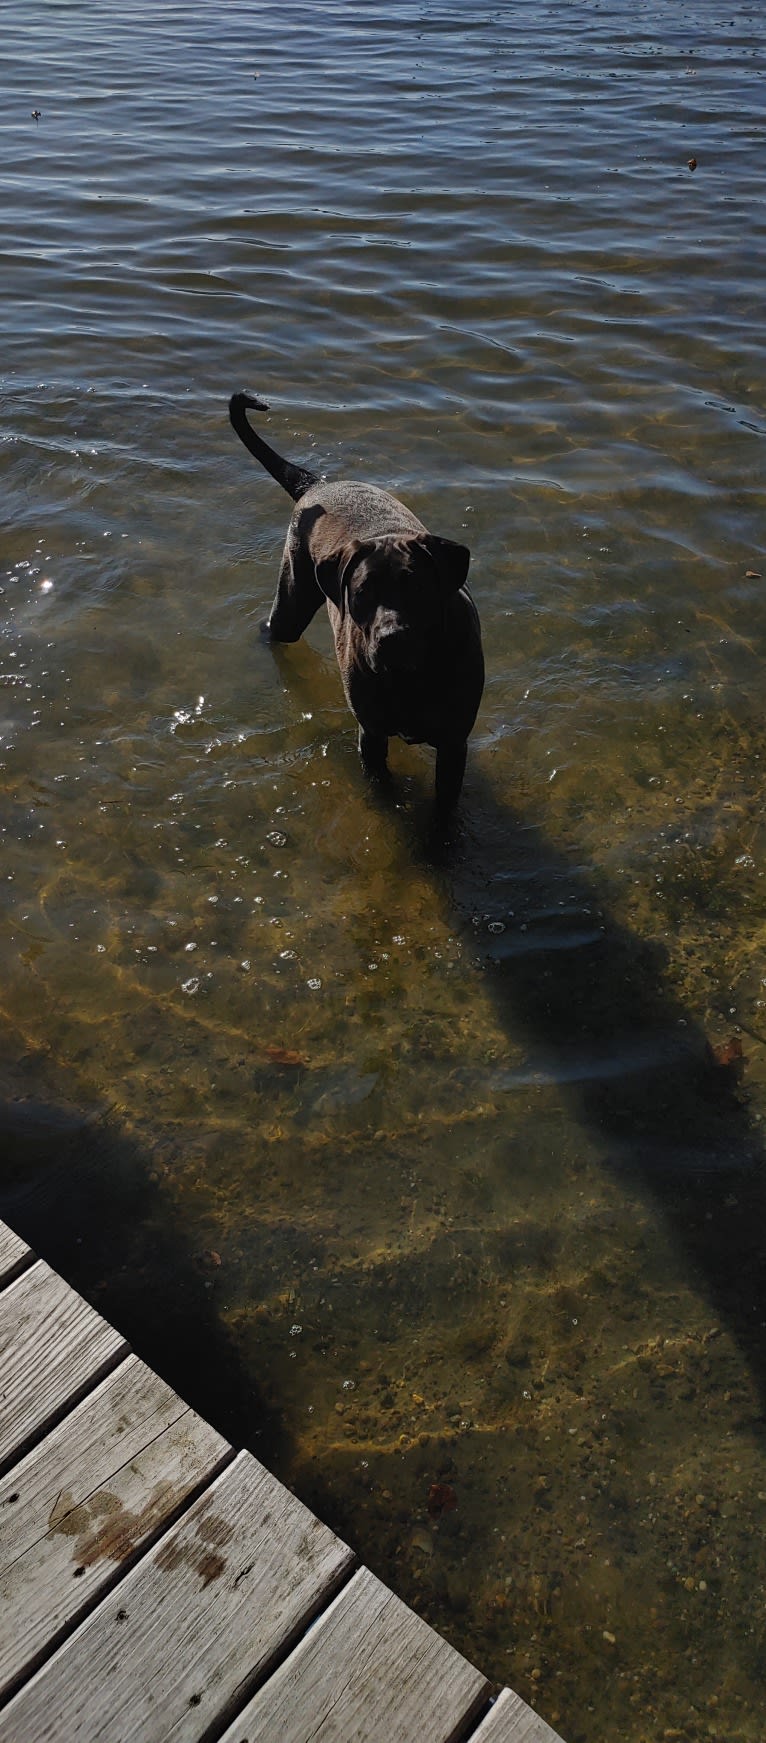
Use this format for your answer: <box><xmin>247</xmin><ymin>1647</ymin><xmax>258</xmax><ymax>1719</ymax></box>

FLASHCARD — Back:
<box><xmin>0</xmin><ymin>1354</ymin><xmax>231</xmax><ymax>1699</ymax></box>
<box><xmin>0</xmin><ymin>1227</ymin><xmax>31</xmax><ymax>1289</ymax></box>
<box><xmin>0</xmin><ymin>1449</ymin><xmax>354</xmax><ymax>1743</ymax></box>
<box><xmin>218</xmin><ymin>1562</ymin><xmax>490</xmax><ymax>1743</ymax></box>
<box><xmin>0</xmin><ymin>1263</ymin><xmax>127</xmax><ymax>1472</ymax></box>
<box><xmin>0</xmin><ymin>1217</ymin><xmax>571</xmax><ymax>1743</ymax></box>
<box><xmin>472</xmin><ymin>1688</ymin><xmax>566</xmax><ymax>1742</ymax></box>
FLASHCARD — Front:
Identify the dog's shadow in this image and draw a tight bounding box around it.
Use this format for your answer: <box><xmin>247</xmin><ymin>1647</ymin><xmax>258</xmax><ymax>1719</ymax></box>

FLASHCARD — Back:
<box><xmin>452</xmin><ymin>772</ymin><xmax>766</xmax><ymax>1403</ymax></box>
<box><xmin>273</xmin><ymin>637</ymin><xmax>766</xmax><ymax>1416</ymax></box>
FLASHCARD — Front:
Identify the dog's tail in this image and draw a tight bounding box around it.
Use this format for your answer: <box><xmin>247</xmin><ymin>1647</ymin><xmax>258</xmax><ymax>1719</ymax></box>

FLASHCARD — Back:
<box><xmin>229</xmin><ymin>392</ymin><xmax>319</xmax><ymax>502</ymax></box>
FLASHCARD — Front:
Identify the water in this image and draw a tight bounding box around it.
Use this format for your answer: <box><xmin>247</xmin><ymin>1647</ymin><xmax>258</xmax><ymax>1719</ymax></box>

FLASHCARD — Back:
<box><xmin>2</xmin><ymin>2</ymin><xmax>766</xmax><ymax>1736</ymax></box>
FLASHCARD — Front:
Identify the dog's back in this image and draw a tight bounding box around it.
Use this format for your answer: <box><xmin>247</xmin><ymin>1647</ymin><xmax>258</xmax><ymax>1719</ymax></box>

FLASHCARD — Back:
<box><xmin>297</xmin><ymin>479</ymin><xmax>426</xmax><ymax>543</ymax></box>
<box><xmin>230</xmin><ymin>389</ymin><xmax>483</xmax><ymax>817</ymax></box>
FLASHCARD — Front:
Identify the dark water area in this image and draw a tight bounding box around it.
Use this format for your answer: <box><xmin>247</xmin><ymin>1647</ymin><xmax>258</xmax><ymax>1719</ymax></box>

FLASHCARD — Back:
<box><xmin>2</xmin><ymin>3</ymin><xmax>766</xmax><ymax>1737</ymax></box>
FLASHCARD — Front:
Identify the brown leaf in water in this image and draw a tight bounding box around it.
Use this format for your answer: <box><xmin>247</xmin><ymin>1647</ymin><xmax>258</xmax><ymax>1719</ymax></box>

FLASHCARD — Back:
<box><xmin>688</xmin><ymin>157</ymin><xmax>697</xmax><ymax>171</ymax></box>
<box><xmin>708</xmin><ymin>1036</ymin><xmax>744</xmax><ymax>1071</ymax></box>
<box><xmin>196</xmin><ymin>1248</ymin><xmax>222</xmax><ymax>1270</ymax></box>
<box><xmin>427</xmin><ymin>1482</ymin><xmax>457</xmax><ymax>1519</ymax></box>
<box><xmin>745</xmin><ymin>569</ymin><xmax>762</xmax><ymax>579</ymax></box>
<box><xmin>265</xmin><ymin>1044</ymin><xmax>307</xmax><ymax>1068</ymax></box>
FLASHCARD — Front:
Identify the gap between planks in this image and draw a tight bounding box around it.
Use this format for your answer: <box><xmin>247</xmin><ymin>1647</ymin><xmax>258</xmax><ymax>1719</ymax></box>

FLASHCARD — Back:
<box><xmin>0</xmin><ymin>1260</ymin><xmax>130</xmax><ymax>1480</ymax></box>
<box><xmin>0</xmin><ymin>1226</ymin><xmax>34</xmax><ymax>1291</ymax></box>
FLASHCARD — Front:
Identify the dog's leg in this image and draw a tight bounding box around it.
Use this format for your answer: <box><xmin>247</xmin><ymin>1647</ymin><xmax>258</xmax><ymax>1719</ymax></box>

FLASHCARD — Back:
<box><xmin>263</xmin><ymin>530</ymin><xmax>324</xmax><ymax>643</ymax></box>
<box><xmin>358</xmin><ymin>726</ymin><xmax>390</xmax><ymax>781</ymax></box>
<box><xmin>434</xmin><ymin>738</ymin><xmax>467</xmax><ymax>816</ymax></box>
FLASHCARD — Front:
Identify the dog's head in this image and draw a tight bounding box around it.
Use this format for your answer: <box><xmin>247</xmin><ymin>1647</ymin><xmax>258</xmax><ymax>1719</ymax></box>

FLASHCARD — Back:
<box><xmin>312</xmin><ymin>526</ymin><xmax>471</xmax><ymax>674</ymax></box>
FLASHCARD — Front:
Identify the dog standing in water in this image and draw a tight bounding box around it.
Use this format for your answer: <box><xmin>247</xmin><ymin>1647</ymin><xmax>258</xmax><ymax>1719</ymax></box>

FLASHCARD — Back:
<box><xmin>229</xmin><ymin>392</ymin><xmax>484</xmax><ymax>817</ymax></box>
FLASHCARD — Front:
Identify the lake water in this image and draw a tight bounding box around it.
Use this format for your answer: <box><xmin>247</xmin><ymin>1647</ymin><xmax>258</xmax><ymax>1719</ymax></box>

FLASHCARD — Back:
<box><xmin>2</xmin><ymin>2</ymin><xmax>766</xmax><ymax>1737</ymax></box>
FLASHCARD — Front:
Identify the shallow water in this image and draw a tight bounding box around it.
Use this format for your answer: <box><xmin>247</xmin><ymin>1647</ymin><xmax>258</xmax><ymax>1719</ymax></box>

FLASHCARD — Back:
<box><xmin>2</xmin><ymin>2</ymin><xmax>766</xmax><ymax>1737</ymax></box>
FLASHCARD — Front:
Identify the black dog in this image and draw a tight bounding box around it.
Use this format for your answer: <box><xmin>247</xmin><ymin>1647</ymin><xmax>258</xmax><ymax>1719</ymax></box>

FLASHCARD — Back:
<box><xmin>229</xmin><ymin>392</ymin><xmax>484</xmax><ymax>815</ymax></box>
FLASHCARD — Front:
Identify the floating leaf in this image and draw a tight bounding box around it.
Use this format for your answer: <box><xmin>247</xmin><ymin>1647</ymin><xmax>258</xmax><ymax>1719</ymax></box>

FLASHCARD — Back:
<box><xmin>265</xmin><ymin>1044</ymin><xmax>307</xmax><ymax>1068</ymax></box>
<box><xmin>709</xmin><ymin>1036</ymin><xmax>744</xmax><ymax>1071</ymax></box>
<box><xmin>427</xmin><ymin>1481</ymin><xmax>457</xmax><ymax>1519</ymax></box>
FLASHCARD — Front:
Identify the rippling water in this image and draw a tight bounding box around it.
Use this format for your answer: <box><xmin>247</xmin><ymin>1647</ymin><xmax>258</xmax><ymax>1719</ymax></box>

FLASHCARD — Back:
<box><xmin>3</xmin><ymin>3</ymin><xmax>766</xmax><ymax>1737</ymax></box>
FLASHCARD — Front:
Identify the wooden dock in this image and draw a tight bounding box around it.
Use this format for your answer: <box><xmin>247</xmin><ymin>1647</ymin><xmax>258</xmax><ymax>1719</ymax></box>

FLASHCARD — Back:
<box><xmin>0</xmin><ymin>1216</ymin><xmax>564</xmax><ymax>1743</ymax></box>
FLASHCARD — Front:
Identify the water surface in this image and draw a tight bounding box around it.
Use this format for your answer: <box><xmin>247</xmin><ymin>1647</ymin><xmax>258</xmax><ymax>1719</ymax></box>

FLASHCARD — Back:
<box><xmin>2</xmin><ymin>4</ymin><xmax>766</xmax><ymax>1739</ymax></box>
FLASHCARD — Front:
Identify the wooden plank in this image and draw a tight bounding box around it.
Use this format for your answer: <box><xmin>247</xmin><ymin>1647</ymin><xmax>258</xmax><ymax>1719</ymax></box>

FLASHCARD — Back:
<box><xmin>0</xmin><ymin>1224</ymin><xmax>32</xmax><ymax>1289</ymax></box>
<box><xmin>0</xmin><ymin>1449</ymin><xmax>354</xmax><ymax>1743</ymax></box>
<box><xmin>218</xmin><ymin>1562</ymin><xmax>490</xmax><ymax>1743</ymax></box>
<box><xmin>0</xmin><ymin>1354</ymin><xmax>231</xmax><ymax>1699</ymax></box>
<box><xmin>0</xmin><ymin>1263</ymin><xmax>127</xmax><ymax>1474</ymax></box>
<box><xmin>472</xmin><ymin>1687</ymin><xmax>566</xmax><ymax>1743</ymax></box>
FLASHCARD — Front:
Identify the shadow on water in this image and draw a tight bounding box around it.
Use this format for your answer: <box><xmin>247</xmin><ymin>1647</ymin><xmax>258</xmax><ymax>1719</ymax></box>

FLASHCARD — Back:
<box><xmin>432</xmin><ymin>766</ymin><xmax>766</xmax><ymax>1418</ymax></box>
<box><xmin>2</xmin><ymin>632</ymin><xmax>765</xmax><ymax>1735</ymax></box>
<box><xmin>272</xmin><ymin>633</ymin><xmax>766</xmax><ymax>1421</ymax></box>
<box><xmin>0</xmin><ymin>1028</ymin><xmax>287</xmax><ymax>1467</ymax></box>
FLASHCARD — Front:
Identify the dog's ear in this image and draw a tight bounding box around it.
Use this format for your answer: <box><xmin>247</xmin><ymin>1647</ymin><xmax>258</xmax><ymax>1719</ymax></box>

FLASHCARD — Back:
<box><xmin>314</xmin><ymin>548</ymin><xmax>349</xmax><ymax>609</ymax></box>
<box><xmin>308</xmin><ymin>514</ymin><xmax>366</xmax><ymax>610</ymax></box>
<box><xmin>314</xmin><ymin>543</ymin><xmax>368</xmax><ymax>611</ymax></box>
<box><xmin>423</xmin><ymin>535</ymin><xmax>471</xmax><ymax>591</ymax></box>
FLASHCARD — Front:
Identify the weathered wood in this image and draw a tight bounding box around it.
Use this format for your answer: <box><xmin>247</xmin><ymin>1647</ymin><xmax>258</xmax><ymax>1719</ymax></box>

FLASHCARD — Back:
<box><xmin>472</xmin><ymin>1687</ymin><xmax>566</xmax><ymax>1742</ymax></box>
<box><xmin>218</xmin><ymin>1562</ymin><xmax>490</xmax><ymax>1743</ymax></box>
<box><xmin>0</xmin><ymin>1227</ymin><xmax>570</xmax><ymax>1743</ymax></box>
<box><xmin>0</xmin><ymin>1263</ymin><xmax>128</xmax><ymax>1474</ymax></box>
<box><xmin>0</xmin><ymin>1354</ymin><xmax>231</xmax><ymax>1699</ymax></box>
<box><xmin>0</xmin><ymin>1449</ymin><xmax>354</xmax><ymax>1743</ymax></box>
<box><xmin>0</xmin><ymin>1225</ymin><xmax>32</xmax><ymax>1289</ymax></box>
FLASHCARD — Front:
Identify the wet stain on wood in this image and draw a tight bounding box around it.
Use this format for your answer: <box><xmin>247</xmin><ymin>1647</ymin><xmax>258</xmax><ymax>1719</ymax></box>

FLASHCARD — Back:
<box><xmin>48</xmin><ymin>1483</ymin><xmax>178</xmax><ymax>1569</ymax></box>
<box><xmin>47</xmin><ymin>1481</ymin><xmax>235</xmax><ymax>1588</ymax></box>
<box><xmin>154</xmin><ymin>1507</ymin><xmax>235</xmax><ymax>1588</ymax></box>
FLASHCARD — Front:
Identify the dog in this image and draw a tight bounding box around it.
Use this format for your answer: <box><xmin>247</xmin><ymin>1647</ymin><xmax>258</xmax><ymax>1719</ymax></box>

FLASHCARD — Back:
<box><xmin>229</xmin><ymin>392</ymin><xmax>484</xmax><ymax>815</ymax></box>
